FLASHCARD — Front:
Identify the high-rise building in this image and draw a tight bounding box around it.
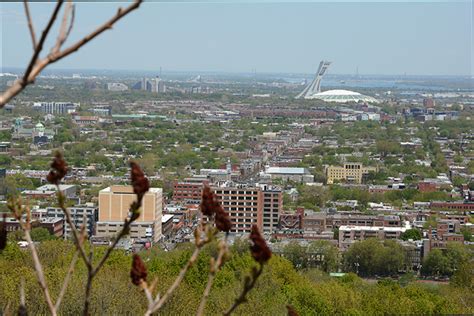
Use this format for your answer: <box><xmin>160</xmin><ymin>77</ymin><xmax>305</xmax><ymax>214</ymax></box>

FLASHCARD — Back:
<box><xmin>261</xmin><ymin>186</ymin><xmax>282</xmax><ymax>233</ymax></box>
<box><xmin>97</xmin><ymin>186</ymin><xmax>163</xmax><ymax>243</ymax></box>
<box><xmin>33</xmin><ymin>102</ymin><xmax>79</xmax><ymax>114</ymax></box>
<box><xmin>150</xmin><ymin>76</ymin><xmax>166</xmax><ymax>93</ymax></box>
<box><xmin>173</xmin><ymin>176</ymin><xmax>209</xmax><ymax>203</ymax></box>
<box><xmin>212</xmin><ymin>184</ymin><xmax>282</xmax><ymax>234</ymax></box>
<box><xmin>46</xmin><ymin>204</ymin><xmax>98</xmax><ymax>239</ymax></box>
<box><xmin>326</xmin><ymin>163</ymin><xmax>377</xmax><ymax>184</ymax></box>
<box><xmin>141</xmin><ymin>78</ymin><xmax>148</xmax><ymax>91</ymax></box>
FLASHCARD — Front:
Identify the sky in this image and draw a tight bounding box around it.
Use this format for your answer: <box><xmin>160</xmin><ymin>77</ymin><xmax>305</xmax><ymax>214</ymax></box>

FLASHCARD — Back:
<box><xmin>1</xmin><ymin>0</ymin><xmax>472</xmax><ymax>76</ymax></box>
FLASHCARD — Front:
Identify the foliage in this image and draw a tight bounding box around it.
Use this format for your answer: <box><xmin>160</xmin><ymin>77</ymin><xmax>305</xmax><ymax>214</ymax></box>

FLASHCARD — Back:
<box><xmin>1</xmin><ymin>239</ymin><xmax>473</xmax><ymax>315</ymax></box>
<box><xmin>400</xmin><ymin>229</ymin><xmax>422</xmax><ymax>241</ymax></box>
<box><xmin>343</xmin><ymin>239</ymin><xmax>407</xmax><ymax>277</ymax></box>
<box><xmin>421</xmin><ymin>243</ymin><xmax>472</xmax><ymax>277</ymax></box>
<box><xmin>30</xmin><ymin>227</ymin><xmax>56</xmax><ymax>242</ymax></box>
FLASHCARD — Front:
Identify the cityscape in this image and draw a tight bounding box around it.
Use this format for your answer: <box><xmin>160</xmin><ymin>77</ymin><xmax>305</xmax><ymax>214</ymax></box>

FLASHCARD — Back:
<box><xmin>0</xmin><ymin>0</ymin><xmax>473</xmax><ymax>315</ymax></box>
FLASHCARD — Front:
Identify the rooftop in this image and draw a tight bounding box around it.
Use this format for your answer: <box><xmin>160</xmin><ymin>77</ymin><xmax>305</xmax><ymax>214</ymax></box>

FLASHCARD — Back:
<box><xmin>265</xmin><ymin>167</ymin><xmax>308</xmax><ymax>175</ymax></box>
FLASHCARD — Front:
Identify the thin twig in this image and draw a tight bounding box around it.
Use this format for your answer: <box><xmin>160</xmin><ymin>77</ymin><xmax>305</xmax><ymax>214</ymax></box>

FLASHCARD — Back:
<box><xmin>197</xmin><ymin>237</ymin><xmax>228</xmax><ymax>316</ymax></box>
<box><xmin>83</xmin><ymin>252</ymin><xmax>94</xmax><ymax>316</ymax></box>
<box><xmin>23</xmin><ymin>0</ymin><xmax>37</xmax><ymax>49</ymax></box>
<box><xmin>20</xmin><ymin>278</ymin><xmax>25</xmax><ymax>307</ymax></box>
<box><xmin>91</xmin><ymin>217</ymin><xmax>133</xmax><ymax>277</ymax></box>
<box><xmin>23</xmin><ymin>224</ymin><xmax>57</xmax><ymax>316</ymax></box>
<box><xmin>8</xmin><ymin>197</ymin><xmax>57</xmax><ymax>315</ymax></box>
<box><xmin>141</xmin><ymin>282</ymin><xmax>155</xmax><ymax>310</ymax></box>
<box><xmin>0</xmin><ymin>0</ymin><xmax>142</xmax><ymax>107</ymax></box>
<box><xmin>56</xmin><ymin>189</ymin><xmax>90</xmax><ymax>269</ymax></box>
<box><xmin>53</xmin><ymin>0</ymin><xmax>73</xmax><ymax>54</ymax></box>
<box><xmin>23</xmin><ymin>0</ymin><xmax>64</xmax><ymax>86</ymax></box>
<box><xmin>145</xmin><ymin>226</ymin><xmax>217</xmax><ymax>316</ymax></box>
<box><xmin>146</xmin><ymin>246</ymin><xmax>203</xmax><ymax>316</ymax></box>
<box><xmin>223</xmin><ymin>263</ymin><xmax>264</xmax><ymax>316</ymax></box>
<box><xmin>54</xmin><ymin>216</ymin><xmax>86</xmax><ymax>311</ymax></box>
<box><xmin>54</xmin><ymin>250</ymin><xmax>79</xmax><ymax>311</ymax></box>
<box><xmin>65</xmin><ymin>4</ymin><xmax>75</xmax><ymax>41</ymax></box>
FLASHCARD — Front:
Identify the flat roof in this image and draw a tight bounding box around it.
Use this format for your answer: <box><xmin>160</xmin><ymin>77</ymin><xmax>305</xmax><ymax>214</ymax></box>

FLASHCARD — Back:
<box><xmin>37</xmin><ymin>184</ymin><xmax>76</xmax><ymax>191</ymax></box>
<box><xmin>339</xmin><ymin>225</ymin><xmax>406</xmax><ymax>232</ymax></box>
<box><xmin>266</xmin><ymin>167</ymin><xmax>307</xmax><ymax>175</ymax></box>
<box><xmin>162</xmin><ymin>214</ymin><xmax>174</xmax><ymax>223</ymax></box>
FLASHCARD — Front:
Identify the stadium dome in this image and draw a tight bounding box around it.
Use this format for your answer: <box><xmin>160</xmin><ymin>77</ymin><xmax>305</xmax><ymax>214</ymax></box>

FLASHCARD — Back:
<box><xmin>306</xmin><ymin>89</ymin><xmax>379</xmax><ymax>103</ymax></box>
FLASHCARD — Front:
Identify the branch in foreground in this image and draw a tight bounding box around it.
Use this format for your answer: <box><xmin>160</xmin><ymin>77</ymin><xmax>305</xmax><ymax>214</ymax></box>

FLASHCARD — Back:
<box><xmin>224</xmin><ymin>225</ymin><xmax>272</xmax><ymax>315</ymax></box>
<box><xmin>8</xmin><ymin>198</ymin><xmax>57</xmax><ymax>316</ymax></box>
<box><xmin>47</xmin><ymin>154</ymin><xmax>150</xmax><ymax>316</ymax></box>
<box><xmin>23</xmin><ymin>0</ymin><xmax>37</xmax><ymax>50</ymax></box>
<box><xmin>0</xmin><ymin>0</ymin><xmax>142</xmax><ymax>107</ymax></box>
<box><xmin>197</xmin><ymin>236</ymin><xmax>228</xmax><ymax>316</ymax></box>
<box><xmin>143</xmin><ymin>224</ymin><xmax>218</xmax><ymax>316</ymax></box>
<box><xmin>223</xmin><ymin>263</ymin><xmax>264</xmax><ymax>316</ymax></box>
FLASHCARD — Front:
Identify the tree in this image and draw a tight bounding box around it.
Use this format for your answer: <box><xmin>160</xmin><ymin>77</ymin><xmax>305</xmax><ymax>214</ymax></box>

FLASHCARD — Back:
<box><xmin>460</xmin><ymin>227</ymin><xmax>472</xmax><ymax>242</ymax></box>
<box><xmin>450</xmin><ymin>261</ymin><xmax>474</xmax><ymax>289</ymax></box>
<box><xmin>281</xmin><ymin>241</ymin><xmax>308</xmax><ymax>269</ymax></box>
<box><xmin>343</xmin><ymin>239</ymin><xmax>407</xmax><ymax>277</ymax></box>
<box><xmin>297</xmin><ymin>185</ymin><xmax>330</xmax><ymax>209</ymax></box>
<box><xmin>30</xmin><ymin>227</ymin><xmax>55</xmax><ymax>242</ymax></box>
<box><xmin>307</xmin><ymin>240</ymin><xmax>339</xmax><ymax>272</ymax></box>
<box><xmin>5</xmin><ymin>174</ymin><xmax>35</xmax><ymax>194</ymax></box>
<box><xmin>400</xmin><ymin>229</ymin><xmax>422</xmax><ymax>241</ymax></box>
<box><xmin>421</xmin><ymin>249</ymin><xmax>451</xmax><ymax>277</ymax></box>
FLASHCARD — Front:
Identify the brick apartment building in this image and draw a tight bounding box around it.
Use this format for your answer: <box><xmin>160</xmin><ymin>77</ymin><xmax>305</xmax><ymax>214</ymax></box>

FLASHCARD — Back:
<box><xmin>430</xmin><ymin>201</ymin><xmax>474</xmax><ymax>211</ymax></box>
<box><xmin>212</xmin><ymin>184</ymin><xmax>282</xmax><ymax>234</ymax></box>
<box><xmin>172</xmin><ymin>177</ymin><xmax>209</xmax><ymax>203</ymax></box>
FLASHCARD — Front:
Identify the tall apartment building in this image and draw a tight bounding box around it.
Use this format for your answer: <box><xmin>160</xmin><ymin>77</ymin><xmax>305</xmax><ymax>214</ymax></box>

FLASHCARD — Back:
<box><xmin>33</xmin><ymin>102</ymin><xmax>79</xmax><ymax>115</ymax></box>
<box><xmin>46</xmin><ymin>204</ymin><xmax>98</xmax><ymax>238</ymax></box>
<box><xmin>262</xmin><ymin>186</ymin><xmax>282</xmax><ymax>233</ymax></box>
<box><xmin>172</xmin><ymin>176</ymin><xmax>209</xmax><ymax>203</ymax></box>
<box><xmin>212</xmin><ymin>184</ymin><xmax>282</xmax><ymax>234</ymax></box>
<box><xmin>326</xmin><ymin>163</ymin><xmax>377</xmax><ymax>184</ymax></box>
<box><xmin>97</xmin><ymin>186</ymin><xmax>163</xmax><ymax>243</ymax></box>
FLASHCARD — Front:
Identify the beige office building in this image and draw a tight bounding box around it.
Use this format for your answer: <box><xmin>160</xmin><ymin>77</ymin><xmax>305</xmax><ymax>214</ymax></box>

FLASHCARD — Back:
<box><xmin>97</xmin><ymin>186</ymin><xmax>163</xmax><ymax>243</ymax></box>
<box><xmin>326</xmin><ymin>163</ymin><xmax>377</xmax><ymax>184</ymax></box>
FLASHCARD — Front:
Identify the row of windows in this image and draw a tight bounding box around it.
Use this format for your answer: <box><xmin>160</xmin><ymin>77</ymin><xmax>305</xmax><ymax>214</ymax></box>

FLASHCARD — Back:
<box><xmin>215</xmin><ymin>190</ymin><xmax>258</xmax><ymax>195</ymax></box>
<box><xmin>222</xmin><ymin>201</ymin><xmax>257</xmax><ymax>206</ymax></box>
<box><xmin>229</xmin><ymin>212</ymin><xmax>257</xmax><ymax>217</ymax></box>
<box><xmin>218</xmin><ymin>196</ymin><xmax>258</xmax><ymax>201</ymax></box>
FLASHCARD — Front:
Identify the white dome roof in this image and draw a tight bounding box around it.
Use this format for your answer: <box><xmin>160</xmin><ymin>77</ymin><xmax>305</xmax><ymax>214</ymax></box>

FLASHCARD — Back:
<box><xmin>306</xmin><ymin>89</ymin><xmax>378</xmax><ymax>103</ymax></box>
<box><xmin>317</xmin><ymin>89</ymin><xmax>362</xmax><ymax>96</ymax></box>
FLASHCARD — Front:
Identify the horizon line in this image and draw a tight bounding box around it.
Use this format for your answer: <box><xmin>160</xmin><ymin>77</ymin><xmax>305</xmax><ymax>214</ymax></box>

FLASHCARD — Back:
<box><xmin>1</xmin><ymin>66</ymin><xmax>472</xmax><ymax>78</ymax></box>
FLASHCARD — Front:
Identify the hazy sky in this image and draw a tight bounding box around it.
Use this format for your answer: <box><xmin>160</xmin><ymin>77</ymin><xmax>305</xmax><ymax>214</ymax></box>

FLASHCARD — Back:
<box><xmin>1</xmin><ymin>0</ymin><xmax>472</xmax><ymax>75</ymax></box>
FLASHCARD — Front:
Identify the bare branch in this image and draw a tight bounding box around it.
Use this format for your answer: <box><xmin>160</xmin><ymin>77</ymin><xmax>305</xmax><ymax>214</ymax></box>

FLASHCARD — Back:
<box><xmin>145</xmin><ymin>225</ymin><xmax>218</xmax><ymax>316</ymax></box>
<box><xmin>91</xmin><ymin>217</ymin><xmax>133</xmax><ymax>278</ymax></box>
<box><xmin>223</xmin><ymin>263</ymin><xmax>264</xmax><ymax>316</ymax></box>
<box><xmin>54</xmin><ymin>215</ymin><xmax>85</xmax><ymax>311</ymax></box>
<box><xmin>197</xmin><ymin>237</ymin><xmax>228</xmax><ymax>316</ymax></box>
<box><xmin>23</xmin><ymin>220</ymin><xmax>57</xmax><ymax>315</ymax></box>
<box><xmin>23</xmin><ymin>0</ymin><xmax>37</xmax><ymax>49</ymax></box>
<box><xmin>0</xmin><ymin>0</ymin><xmax>142</xmax><ymax>107</ymax></box>
<box><xmin>7</xmin><ymin>199</ymin><xmax>57</xmax><ymax>315</ymax></box>
<box><xmin>56</xmin><ymin>189</ymin><xmax>91</xmax><ymax>269</ymax></box>
<box><xmin>66</xmin><ymin>4</ymin><xmax>75</xmax><ymax>41</ymax></box>
<box><xmin>53</xmin><ymin>1</ymin><xmax>73</xmax><ymax>54</ymax></box>
<box><xmin>23</xmin><ymin>0</ymin><xmax>64</xmax><ymax>85</ymax></box>
<box><xmin>54</xmin><ymin>250</ymin><xmax>79</xmax><ymax>311</ymax></box>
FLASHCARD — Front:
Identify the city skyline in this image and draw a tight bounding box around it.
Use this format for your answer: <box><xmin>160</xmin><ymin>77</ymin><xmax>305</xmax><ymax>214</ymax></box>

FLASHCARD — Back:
<box><xmin>1</xmin><ymin>1</ymin><xmax>472</xmax><ymax>76</ymax></box>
